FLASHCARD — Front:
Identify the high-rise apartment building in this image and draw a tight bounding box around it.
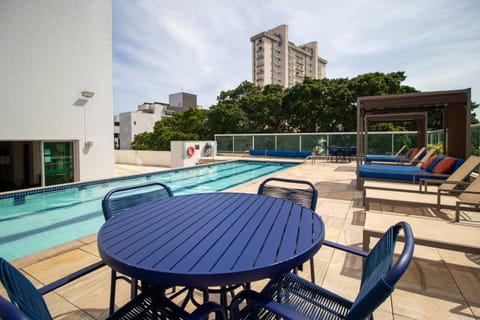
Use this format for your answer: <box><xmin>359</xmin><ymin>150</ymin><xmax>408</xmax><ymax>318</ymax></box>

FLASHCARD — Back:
<box><xmin>251</xmin><ymin>25</ymin><xmax>327</xmax><ymax>87</ymax></box>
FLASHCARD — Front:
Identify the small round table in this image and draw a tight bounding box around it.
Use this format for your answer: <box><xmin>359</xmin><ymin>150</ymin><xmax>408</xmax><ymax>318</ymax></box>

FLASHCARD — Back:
<box><xmin>98</xmin><ymin>192</ymin><xmax>324</xmax><ymax>305</ymax></box>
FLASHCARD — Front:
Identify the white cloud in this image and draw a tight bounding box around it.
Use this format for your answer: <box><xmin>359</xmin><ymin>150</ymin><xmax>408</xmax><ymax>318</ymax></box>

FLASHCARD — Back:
<box><xmin>113</xmin><ymin>0</ymin><xmax>480</xmax><ymax>115</ymax></box>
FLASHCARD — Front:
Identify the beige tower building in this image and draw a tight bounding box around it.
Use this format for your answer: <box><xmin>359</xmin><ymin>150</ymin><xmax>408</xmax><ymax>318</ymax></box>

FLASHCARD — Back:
<box><xmin>251</xmin><ymin>25</ymin><xmax>327</xmax><ymax>87</ymax></box>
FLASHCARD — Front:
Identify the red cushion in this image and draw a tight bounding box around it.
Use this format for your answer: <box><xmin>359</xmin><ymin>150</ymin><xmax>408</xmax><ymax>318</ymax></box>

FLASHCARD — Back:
<box><xmin>409</xmin><ymin>148</ymin><xmax>419</xmax><ymax>159</ymax></box>
<box><xmin>432</xmin><ymin>157</ymin><xmax>456</xmax><ymax>174</ymax></box>
<box><xmin>421</xmin><ymin>155</ymin><xmax>438</xmax><ymax>171</ymax></box>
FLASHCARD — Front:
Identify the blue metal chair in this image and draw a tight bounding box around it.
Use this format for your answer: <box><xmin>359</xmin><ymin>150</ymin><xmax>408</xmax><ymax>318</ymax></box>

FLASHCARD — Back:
<box><xmin>0</xmin><ymin>294</ymin><xmax>28</xmax><ymax>320</ymax></box>
<box><xmin>231</xmin><ymin>221</ymin><xmax>415</xmax><ymax>320</ymax></box>
<box><xmin>102</xmin><ymin>181</ymin><xmax>173</xmax><ymax>220</ymax></box>
<box><xmin>257</xmin><ymin>177</ymin><xmax>318</xmax><ymax>282</ymax></box>
<box><xmin>0</xmin><ymin>258</ymin><xmax>226</xmax><ymax>320</ymax></box>
<box><xmin>102</xmin><ymin>181</ymin><xmax>173</xmax><ymax>314</ymax></box>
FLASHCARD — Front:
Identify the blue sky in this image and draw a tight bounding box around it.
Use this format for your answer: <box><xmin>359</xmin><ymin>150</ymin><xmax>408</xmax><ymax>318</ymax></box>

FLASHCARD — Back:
<box><xmin>113</xmin><ymin>0</ymin><xmax>480</xmax><ymax>116</ymax></box>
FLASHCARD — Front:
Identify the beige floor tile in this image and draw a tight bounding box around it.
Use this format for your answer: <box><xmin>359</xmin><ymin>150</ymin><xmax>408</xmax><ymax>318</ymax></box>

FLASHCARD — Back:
<box><xmin>400</xmin><ymin>258</ymin><xmax>459</xmax><ymax>293</ymax></box>
<box><xmin>51</xmin><ymin>267</ymin><xmax>126</xmax><ymax>320</ymax></box>
<box><xmin>314</xmin><ymin>243</ymin><xmax>336</xmax><ymax>263</ymax></box>
<box><xmin>78</xmin><ymin>233</ymin><xmax>98</xmax><ymax>245</ymax></box>
<box><xmin>392</xmin><ymin>287</ymin><xmax>475</xmax><ymax>319</ymax></box>
<box><xmin>11</xmin><ymin>239</ymin><xmax>87</xmax><ymax>269</ymax></box>
<box><xmin>337</xmin><ymin>225</ymin><xmax>364</xmax><ymax>246</ymax></box>
<box><xmin>321</xmin><ymin>263</ymin><xmax>361</xmax><ymax>302</ymax></box>
<box><xmin>80</xmin><ymin>241</ymin><xmax>100</xmax><ymax>257</ymax></box>
<box><xmin>447</xmin><ymin>266</ymin><xmax>480</xmax><ymax>318</ymax></box>
<box><xmin>24</xmin><ymin>249</ymin><xmax>100</xmax><ymax>284</ymax></box>
<box><xmin>327</xmin><ymin>247</ymin><xmax>364</xmax><ymax>273</ymax></box>
<box><xmin>373</xmin><ymin>308</ymin><xmax>395</xmax><ymax>320</ymax></box>
<box><xmin>44</xmin><ymin>292</ymin><xmax>96</xmax><ymax>319</ymax></box>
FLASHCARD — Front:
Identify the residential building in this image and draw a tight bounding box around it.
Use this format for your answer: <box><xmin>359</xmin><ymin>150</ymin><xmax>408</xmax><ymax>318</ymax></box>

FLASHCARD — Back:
<box><xmin>0</xmin><ymin>0</ymin><xmax>114</xmax><ymax>191</ymax></box>
<box><xmin>251</xmin><ymin>24</ymin><xmax>327</xmax><ymax>87</ymax></box>
<box><xmin>116</xmin><ymin>92</ymin><xmax>198</xmax><ymax>149</ymax></box>
<box><xmin>169</xmin><ymin>92</ymin><xmax>197</xmax><ymax>110</ymax></box>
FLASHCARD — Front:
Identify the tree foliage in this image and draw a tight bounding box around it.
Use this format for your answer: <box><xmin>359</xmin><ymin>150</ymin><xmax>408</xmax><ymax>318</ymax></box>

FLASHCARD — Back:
<box><xmin>131</xmin><ymin>72</ymin><xmax>478</xmax><ymax>150</ymax></box>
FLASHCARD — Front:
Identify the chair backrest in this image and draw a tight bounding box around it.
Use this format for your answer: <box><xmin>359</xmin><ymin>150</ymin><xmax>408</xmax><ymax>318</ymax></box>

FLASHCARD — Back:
<box><xmin>408</xmin><ymin>146</ymin><xmax>425</xmax><ymax>163</ymax></box>
<box><xmin>257</xmin><ymin>177</ymin><xmax>318</xmax><ymax>210</ymax></box>
<box><xmin>0</xmin><ymin>258</ymin><xmax>52</xmax><ymax>320</ymax></box>
<box><xmin>415</xmin><ymin>149</ymin><xmax>436</xmax><ymax>167</ymax></box>
<box><xmin>102</xmin><ymin>182</ymin><xmax>173</xmax><ymax>220</ymax></box>
<box><xmin>441</xmin><ymin>155</ymin><xmax>480</xmax><ymax>191</ymax></box>
<box><xmin>346</xmin><ymin>222</ymin><xmax>414</xmax><ymax>320</ymax></box>
<box><xmin>458</xmin><ymin>175</ymin><xmax>480</xmax><ymax>203</ymax></box>
<box><xmin>394</xmin><ymin>145</ymin><xmax>407</xmax><ymax>156</ymax></box>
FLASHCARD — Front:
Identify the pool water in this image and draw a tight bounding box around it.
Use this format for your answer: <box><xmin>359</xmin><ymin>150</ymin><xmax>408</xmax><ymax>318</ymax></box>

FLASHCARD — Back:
<box><xmin>0</xmin><ymin>160</ymin><xmax>296</xmax><ymax>261</ymax></box>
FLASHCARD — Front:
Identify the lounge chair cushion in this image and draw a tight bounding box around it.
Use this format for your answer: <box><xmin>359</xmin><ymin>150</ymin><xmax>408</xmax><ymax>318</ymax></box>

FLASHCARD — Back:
<box><xmin>427</xmin><ymin>155</ymin><xmax>445</xmax><ymax>172</ymax></box>
<box><xmin>409</xmin><ymin>148</ymin><xmax>419</xmax><ymax>159</ymax></box>
<box><xmin>405</xmin><ymin>148</ymin><xmax>414</xmax><ymax>158</ymax></box>
<box><xmin>432</xmin><ymin>157</ymin><xmax>456</xmax><ymax>174</ymax></box>
<box><xmin>421</xmin><ymin>155</ymin><xmax>438</xmax><ymax>170</ymax></box>
<box><xmin>365</xmin><ymin>155</ymin><xmax>401</xmax><ymax>163</ymax></box>
<box><xmin>450</xmin><ymin>158</ymin><xmax>465</xmax><ymax>174</ymax></box>
<box><xmin>359</xmin><ymin>164</ymin><xmax>435</xmax><ymax>181</ymax></box>
<box><xmin>416</xmin><ymin>149</ymin><xmax>427</xmax><ymax>160</ymax></box>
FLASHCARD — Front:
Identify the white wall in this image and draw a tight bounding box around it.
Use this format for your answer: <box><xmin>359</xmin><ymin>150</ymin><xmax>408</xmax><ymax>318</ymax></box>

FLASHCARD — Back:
<box><xmin>171</xmin><ymin>141</ymin><xmax>216</xmax><ymax>168</ymax></box>
<box><xmin>115</xmin><ymin>150</ymin><xmax>171</xmax><ymax>167</ymax></box>
<box><xmin>0</xmin><ymin>0</ymin><xmax>114</xmax><ymax>182</ymax></box>
<box><xmin>119</xmin><ymin>104</ymin><xmax>167</xmax><ymax>149</ymax></box>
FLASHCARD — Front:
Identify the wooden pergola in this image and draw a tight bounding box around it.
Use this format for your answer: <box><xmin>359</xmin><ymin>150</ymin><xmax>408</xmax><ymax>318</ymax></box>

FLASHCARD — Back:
<box><xmin>356</xmin><ymin>88</ymin><xmax>471</xmax><ymax>170</ymax></box>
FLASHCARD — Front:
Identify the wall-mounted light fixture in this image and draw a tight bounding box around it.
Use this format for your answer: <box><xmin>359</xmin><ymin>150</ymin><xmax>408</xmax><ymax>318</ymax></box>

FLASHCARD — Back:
<box><xmin>81</xmin><ymin>91</ymin><xmax>95</xmax><ymax>98</ymax></box>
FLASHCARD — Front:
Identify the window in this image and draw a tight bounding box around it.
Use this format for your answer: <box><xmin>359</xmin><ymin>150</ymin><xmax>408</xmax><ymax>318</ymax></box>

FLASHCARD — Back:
<box><xmin>43</xmin><ymin>142</ymin><xmax>74</xmax><ymax>186</ymax></box>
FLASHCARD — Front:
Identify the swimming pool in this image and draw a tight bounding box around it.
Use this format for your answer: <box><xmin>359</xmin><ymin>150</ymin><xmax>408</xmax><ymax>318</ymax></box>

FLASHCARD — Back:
<box><xmin>0</xmin><ymin>160</ymin><xmax>297</xmax><ymax>261</ymax></box>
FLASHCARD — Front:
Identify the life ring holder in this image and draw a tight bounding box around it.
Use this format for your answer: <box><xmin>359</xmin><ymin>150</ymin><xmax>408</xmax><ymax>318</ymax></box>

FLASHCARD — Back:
<box><xmin>186</xmin><ymin>146</ymin><xmax>195</xmax><ymax>157</ymax></box>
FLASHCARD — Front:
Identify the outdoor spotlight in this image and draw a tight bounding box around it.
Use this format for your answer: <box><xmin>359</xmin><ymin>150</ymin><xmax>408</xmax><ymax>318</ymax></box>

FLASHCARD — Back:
<box><xmin>81</xmin><ymin>91</ymin><xmax>95</xmax><ymax>98</ymax></box>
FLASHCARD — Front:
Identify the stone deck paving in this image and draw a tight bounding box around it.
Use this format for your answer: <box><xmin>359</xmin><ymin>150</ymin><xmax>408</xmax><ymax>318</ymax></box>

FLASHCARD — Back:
<box><xmin>1</xmin><ymin>159</ymin><xmax>479</xmax><ymax>319</ymax></box>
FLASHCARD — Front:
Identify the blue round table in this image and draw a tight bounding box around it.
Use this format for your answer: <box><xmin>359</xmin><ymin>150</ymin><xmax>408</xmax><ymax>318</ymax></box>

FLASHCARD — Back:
<box><xmin>98</xmin><ymin>192</ymin><xmax>324</xmax><ymax>289</ymax></box>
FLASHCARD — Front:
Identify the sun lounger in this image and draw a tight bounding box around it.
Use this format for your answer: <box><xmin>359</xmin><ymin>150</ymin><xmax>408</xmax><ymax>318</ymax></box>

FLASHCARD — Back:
<box><xmin>363</xmin><ymin>155</ymin><xmax>480</xmax><ymax>197</ymax></box>
<box><xmin>364</xmin><ymin>211</ymin><xmax>480</xmax><ymax>254</ymax></box>
<box><xmin>364</xmin><ymin>175</ymin><xmax>480</xmax><ymax>222</ymax></box>
<box><xmin>358</xmin><ymin>154</ymin><xmax>465</xmax><ymax>188</ymax></box>
<box><xmin>394</xmin><ymin>144</ymin><xmax>407</xmax><ymax>156</ymax></box>
<box><xmin>365</xmin><ymin>146</ymin><xmax>426</xmax><ymax>164</ymax></box>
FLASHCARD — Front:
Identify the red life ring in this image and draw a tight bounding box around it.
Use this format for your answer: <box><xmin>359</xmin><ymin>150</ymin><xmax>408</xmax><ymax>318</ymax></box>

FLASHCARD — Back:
<box><xmin>186</xmin><ymin>146</ymin><xmax>195</xmax><ymax>157</ymax></box>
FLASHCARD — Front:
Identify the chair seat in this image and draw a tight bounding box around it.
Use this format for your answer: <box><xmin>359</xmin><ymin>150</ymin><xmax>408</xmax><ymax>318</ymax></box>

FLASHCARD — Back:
<box><xmin>239</xmin><ymin>273</ymin><xmax>353</xmax><ymax>320</ymax></box>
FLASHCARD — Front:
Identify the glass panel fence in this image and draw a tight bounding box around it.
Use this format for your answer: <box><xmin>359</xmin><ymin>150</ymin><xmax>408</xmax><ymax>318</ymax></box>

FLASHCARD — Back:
<box><xmin>215</xmin><ymin>124</ymin><xmax>480</xmax><ymax>156</ymax></box>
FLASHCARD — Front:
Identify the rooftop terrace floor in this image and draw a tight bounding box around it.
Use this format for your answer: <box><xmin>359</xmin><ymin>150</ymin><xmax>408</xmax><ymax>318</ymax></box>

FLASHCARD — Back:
<box><xmin>2</xmin><ymin>159</ymin><xmax>479</xmax><ymax>319</ymax></box>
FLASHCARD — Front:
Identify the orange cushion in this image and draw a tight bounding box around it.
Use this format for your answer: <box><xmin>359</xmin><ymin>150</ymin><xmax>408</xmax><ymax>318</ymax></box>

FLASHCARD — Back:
<box><xmin>409</xmin><ymin>148</ymin><xmax>419</xmax><ymax>159</ymax></box>
<box><xmin>421</xmin><ymin>155</ymin><xmax>438</xmax><ymax>171</ymax></box>
<box><xmin>432</xmin><ymin>157</ymin><xmax>456</xmax><ymax>174</ymax></box>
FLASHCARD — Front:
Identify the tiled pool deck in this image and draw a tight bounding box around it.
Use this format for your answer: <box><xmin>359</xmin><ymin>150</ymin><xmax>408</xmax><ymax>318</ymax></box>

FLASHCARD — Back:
<box><xmin>1</xmin><ymin>159</ymin><xmax>479</xmax><ymax>319</ymax></box>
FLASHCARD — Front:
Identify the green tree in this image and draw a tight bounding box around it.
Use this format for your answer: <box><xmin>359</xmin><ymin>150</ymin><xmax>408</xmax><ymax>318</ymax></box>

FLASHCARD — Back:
<box><xmin>207</xmin><ymin>102</ymin><xmax>249</xmax><ymax>134</ymax></box>
<box><xmin>131</xmin><ymin>108</ymin><xmax>208</xmax><ymax>150</ymax></box>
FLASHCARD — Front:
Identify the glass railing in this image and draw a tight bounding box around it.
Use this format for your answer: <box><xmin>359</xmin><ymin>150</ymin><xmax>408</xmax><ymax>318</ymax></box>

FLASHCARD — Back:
<box><xmin>215</xmin><ymin>124</ymin><xmax>480</xmax><ymax>156</ymax></box>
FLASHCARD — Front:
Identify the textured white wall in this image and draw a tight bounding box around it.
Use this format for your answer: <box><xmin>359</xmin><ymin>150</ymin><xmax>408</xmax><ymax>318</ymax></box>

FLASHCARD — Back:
<box><xmin>115</xmin><ymin>150</ymin><xmax>171</xmax><ymax>167</ymax></box>
<box><xmin>0</xmin><ymin>0</ymin><xmax>114</xmax><ymax>182</ymax></box>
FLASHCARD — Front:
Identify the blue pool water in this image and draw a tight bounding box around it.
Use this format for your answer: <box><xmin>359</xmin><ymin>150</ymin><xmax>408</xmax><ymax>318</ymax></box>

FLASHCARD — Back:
<box><xmin>0</xmin><ymin>160</ymin><xmax>296</xmax><ymax>261</ymax></box>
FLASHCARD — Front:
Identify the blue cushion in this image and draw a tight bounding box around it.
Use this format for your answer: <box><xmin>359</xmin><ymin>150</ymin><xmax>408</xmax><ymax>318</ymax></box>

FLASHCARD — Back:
<box><xmin>365</xmin><ymin>155</ymin><xmax>401</xmax><ymax>162</ymax></box>
<box><xmin>249</xmin><ymin>149</ymin><xmax>265</xmax><ymax>156</ymax></box>
<box><xmin>250</xmin><ymin>149</ymin><xmax>312</xmax><ymax>158</ymax></box>
<box><xmin>359</xmin><ymin>164</ymin><xmax>435</xmax><ymax>181</ymax></box>
<box><xmin>416</xmin><ymin>149</ymin><xmax>426</xmax><ymax>159</ymax></box>
<box><xmin>449</xmin><ymin>158</ymin><xmax>464</xmax><ymax>174</ymax></box>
